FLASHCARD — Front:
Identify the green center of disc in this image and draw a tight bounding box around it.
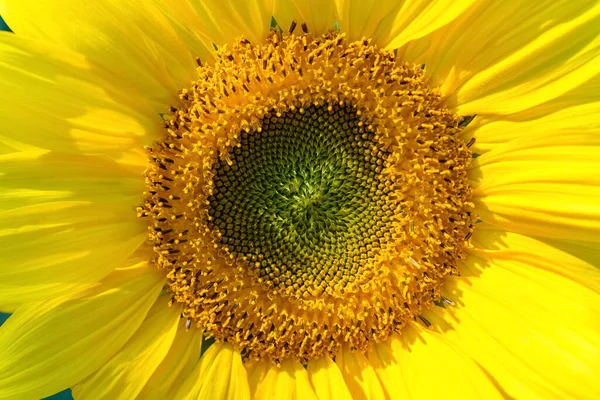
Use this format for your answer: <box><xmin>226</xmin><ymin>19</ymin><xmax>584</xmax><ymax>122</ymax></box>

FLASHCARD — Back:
<box><xmin>207</xmin><ymin>103</ymin><xmax>396</xmax><ymax>292</ymax></box>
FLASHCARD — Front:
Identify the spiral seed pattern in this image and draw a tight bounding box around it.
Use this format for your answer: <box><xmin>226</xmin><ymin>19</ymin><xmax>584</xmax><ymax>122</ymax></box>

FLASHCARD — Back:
<box><xmin>208</xmin><ymin>103</ymin><xmax>397</xmax><ymax>296</ymax></box>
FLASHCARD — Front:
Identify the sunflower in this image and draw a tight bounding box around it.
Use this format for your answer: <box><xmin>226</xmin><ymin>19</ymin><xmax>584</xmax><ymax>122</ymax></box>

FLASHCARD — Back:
<box><xmin>0</xmin><ymin>0</ymin><xmax>599</xmax><ymax>399</ymax></box>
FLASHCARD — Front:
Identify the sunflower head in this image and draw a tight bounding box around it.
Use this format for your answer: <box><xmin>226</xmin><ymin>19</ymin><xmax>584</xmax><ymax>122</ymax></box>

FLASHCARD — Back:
<box><xmin>1</xmin><ymin>1</ymin><xmax>598</xmax><ymax>399</ymax></box>
<box><xmin>139</xmin><ymin>27</ymin><xmax>474</xmax><ymax>363</ymax></box>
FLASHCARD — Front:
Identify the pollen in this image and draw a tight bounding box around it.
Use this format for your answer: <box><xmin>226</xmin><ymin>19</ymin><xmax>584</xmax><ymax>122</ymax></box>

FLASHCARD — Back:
<box><xmin>139</xmin><ymin>28</ymin><xmax>474</xmax><ymax>363</ymax></box>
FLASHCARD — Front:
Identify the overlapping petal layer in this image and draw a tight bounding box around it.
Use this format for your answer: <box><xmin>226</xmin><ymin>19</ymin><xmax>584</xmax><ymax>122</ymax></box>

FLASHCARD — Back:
<box><xmin>254</xmin><ymin>358</ymin><xmax>318</xmax><ymax>400</ymax></box>
<box><xmin>0</xmin><ymin>0</ymin><xmax>209</xmax><ymax>109</ymax></box>
<box><xmin>335</xmin><ymin>0</ymin><xmax>477</xmax><ymax>49</ymax></box>
<box><xmin>71</xmin><ymin>296</ymin><xmax>181</xmax><ymax>399</ymax></box>
<box><xmin>136</xmin><ymin>320</ymin><xmax>203</xmax><ymax>400</ymax></box>
<box><xmin>174</xmin><ymin>342</ymin><xmax>250</xmax><ymax>400</ymax></box>
<box><xmin>399</xmin><ymin>0</ymin><xmax>600</xmax><ymax>115</ymax></box>
<box><xmin>471</xmin><ymin>131</ymin><xmax>600</xmax><ymax>242</ymax></box>
<box><xmin>0</xmin><ymin>33</ymin><xmax>157</xmax><ymax>162</ymax></box>
<box><xmin>335</xmin><ymin>348</ymin><xmax>386</xmax><ymax>399</ymax></box>
<box><xmin>0</xmin><ymin>265</ymin><xmax>165</xmax><ymax>400</ymax></box>
<box><xmin>380</xmin><ymin>325</ymin><xmax>504</xmax><ymax>399</ymax></box>
<box><xmin>464</xmin><ymin>74</ymin><xmax>600</xmax><ymax>155</ymax></box>
<box><xmin>306</xmin><ymin>357</ymin><xmax>352</xmax><ymax>400</ymax></box>
<box><xmin>272</xmin><ymin>0</ymin><xmax>338</xmax><ymax>34</ymax></box>
<box><xmin>0</xmin><ymin>151</ymin><xmax>148</xmax><ymax>309</ymax></box>
<box><xmin>430</xmin><ymin>227</ymin><xmax>600</xmax><ymax>399</ymax></box>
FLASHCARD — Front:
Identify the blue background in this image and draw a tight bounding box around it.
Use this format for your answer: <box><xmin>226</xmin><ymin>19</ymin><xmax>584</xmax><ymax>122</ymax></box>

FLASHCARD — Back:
<box><xmin>0</xmin><ymin>14</ymin><xmax>8</xmax><ymax>31</ymax></box>
<box><xmin>0</xmin><ymin>14</ymin><xmax>74</xmax><ymax>400</ymax></box>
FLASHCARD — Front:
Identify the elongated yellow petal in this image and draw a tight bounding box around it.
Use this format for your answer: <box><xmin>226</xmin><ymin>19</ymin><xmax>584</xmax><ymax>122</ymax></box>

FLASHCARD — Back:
<box><xmin>0</xmin><ymin>264</ymin><xmax>164</xmax><ymax>400</ymax></box>
<box><xmin>0</xmin><ymin>201</ymin><xmax>147</xmax><ymax>308</ymax></box>
<box><xmin>273</xmin><ymin>0</ymin><xmax>337</xmax><ymax>34</ymax></box>
<box><xmin>0</xmin><ymin>33</ymin><xmax>154</xmax><ymax>307</ymax></box>
<box><xmin>335</xmin><ymin>0</ymin><xmax>405</xmax><ymax>42</ymax></box>
<box><xmin>383</xmin><ymin>325</ymin><xmax>504</xmax><ymax>399</ymax></box>
<box><xmin>335</xmin><ymin>347</ymin><xmax>386</xmax><ymax>400</ymax></box>
<box><xmin>0</xmin><ymin>0</ymin><xmax>209</xmax><ymax>107</ymax></box>
<box><xmin>471</xmin><ymin>131</ymin><xmax>600</xmax><ymax>242</ymax></box>
<box><xmin>366</xmin><ymin>343</ymin><xmax>411</xmax><ymax>399</ymax></box>
<box><xmin>470</xmin><ymin>226</ymin><xmax>600</xmax><ymax>294</ymax></box>
<box><xmin>0</xmin><ymin>151</ymin><xmax>144</xmax><ymax>210</ymax></box>
<box><xmin>137</xmin><ymin>320</ymin><xmax>202</xmax><ymax>400</ymax></box>
<box><xmin>0</xmin><ymin>33</ymin><xmax>157</xmax><ymax>163</ymax></box>
<box><xmin>201</xmin><ymin>0</ymin><xmax>273</xmax><ymax>45</ymax></box>
<box><xmin>246</xmin><ymin>360</ymin><xmax>270</xmax><ymax>397</ymax></box>
<box><xmin>174</xmin><ymin>342</ymin><xmax>250</xmax><ymax>400</ymax></box>
<box><xmin>467</xmin><ymin>100</ymin><xmax>600</xmax><ymax>155</ymax></box>
<box><xmin>335</xmin><ymin>0</ymin><xmax>476</xmax><ymax>50</ymax></box>
<box><xmin>255</xmin><ymin>358</ymin><xmax>318</xmax><ymax>400</ymax></box>
<box><xmin>0</xmin><ymin>134</ymin><xmax>40</xmax><ymax>155</ymax></box>
<box><xmin>153</xmin><ymin>0</ymin><xmax>272</xmax><ymax>59</ymax></box>
<box><xmin>539</xmin><ymin>236</ymin><xmax>600</xmax><ymax>273</ymax></box>
<box><xmin>464</xmin><ymin>73</ymin><xmax>600</xmax><ymax>155</ymax></box>
<box><xmin>71</xmin><ymin>296</ymin><xmax>180</xmax><ymax>399</ymax></box>
<box><xmin>438</xmin><ymin>249</ymin><xmax>600</xmax><ymax>399</ymax></box>
<box><xmin>400</xmin><ymin>0</ymin><xmax>600</xmax><ymax>115</ymax></box>
<box><xmin>306</xmin><ymin>356</ymin><xmax>352</xmax><ymax>400</ymax></box>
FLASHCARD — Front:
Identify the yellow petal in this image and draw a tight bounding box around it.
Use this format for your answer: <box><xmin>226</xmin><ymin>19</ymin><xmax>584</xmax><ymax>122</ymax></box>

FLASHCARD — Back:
<box><xmin>153</xmin><ymin>0</ymin><xmax>272</xmax><ymax>59</ymax></box>
<box><xmin>0</xmin><ymin>151</ymin><xmax>144</xmax><ymax>210</ymax></box>
<box><xmin>383</xmin><ymin>325</ymin><xmax>504</xmax><ymax>399</ymax></box>
<box><xmin>137</xmin><ymin>320</ymin><xmax>203</xmax><ymax>400</ymax></box>
<box><xmin>470</xmin><ymin>226</ymin><xmax>600</xmax><ymax>295</ymax></box>
<box><xmin>365</xmin><ymin>343</ymin><xmax>411</xmax><ymax>399</ymax></box>
<box><xmin>466</xmin><ymin>74</ymin><xmax>600</xmax><ymax>155</ymax></box>
<box><xmin>438</xmin><ymin>248</ymin><xmax>600</xmax><ymax>399</ymax></box>
<box><xmin>471</xmin><ymin>131</ymin><xmax>600</xmax><ymax>242</ymax></box>
<box><xmin>0</xmin><ymin>0</ymin><xmax>207</xmax><ymax>107</ymax></box>
<box><xmin>246</xmin><ymin>359</ymin><xmax>270</xmax><ymax>397</ymax></box>
<box><xmin>71</xmin><ymin>296</ymin><xmax>180</xmax><ymax>399</ymax></box>
<box><xmin>0</xmin><ymin>134</ymin><xmax>40</xmax><ymax>154</ymax></box>
<box><xmin>335</xmin><ymin>0</ymin><xmax>477</xmax><ymax>50</ymax></box>
<box><xmin>400</xmin><ymin>0</ymin><xmax>600</xmax><ymax>115</ymax></box>
<box><xmin>335</xmin><ymin>347</ymin><xmax>386</xmax><ymax>400</ymax></box>
<box><xmin>0</xmin><ymin>33</ymin><xmax>157</xmax><ymax>162</ymax></box>
<box><xmin>0</xmin><ymin>264</ymin><xmax>164</xmax><ymax>400</ymax></box>
<box><xmin>273</xmin><ymin>0</ymin><xmax>338</xmax><ymax>34</ymax></box>
<box><xmin>174</xmin><ymin>342</ymin><xmax>250</xmax><ymax>400</ymax></box>
<box><xmin>255</xmin><ymin>358</ymin><xmax>318</xmax><ymax>400</ymax></box>
<box><xmin>0</xmin><ymin>201</ymin><xmax>147</xmax><ymax>308</ymax></box>
<box><xmin>192</xmin><ymin>0</ymin><xmax>272</xmax><ymax>46</ymax></box>
<box><xmin>468</xmin><ymin>103</ymin><xmax>600</xmax><ymax>156</ymax></box>
<box><xmin>306</xmin><ymin>356</ymin><xmax>352</xmax><ymax>400</ymax></box>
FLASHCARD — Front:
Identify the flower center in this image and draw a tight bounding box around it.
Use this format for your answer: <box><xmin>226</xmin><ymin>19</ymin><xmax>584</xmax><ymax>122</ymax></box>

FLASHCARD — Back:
<box><xmin>139</xmin><ymin>27</ymin><xmax>474</xmax><ymax>363</ymax></box>
<box><xmin>207</xmin><ymin>103</ymin><xmax>397</xmax><ymax>296</ymax></box>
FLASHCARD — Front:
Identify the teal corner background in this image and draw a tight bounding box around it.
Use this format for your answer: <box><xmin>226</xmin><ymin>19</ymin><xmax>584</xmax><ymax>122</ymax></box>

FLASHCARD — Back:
<box><xmin>1</xmin><ymin>14</ymin><xmax>74</xmax><ymax>400</ymax></box>
<box><xmin>0</xmin><ymin>14</ymin><xmax>9</xmax><ymax>31</ymax></box>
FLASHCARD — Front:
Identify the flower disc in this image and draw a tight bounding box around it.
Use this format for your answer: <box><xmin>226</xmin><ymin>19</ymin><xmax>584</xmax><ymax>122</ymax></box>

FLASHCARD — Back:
<box><xmin>140</xmin><ymin>28</ymin><xmax>475</xmax><ymax>363</ymax></box>
<box><xmin>207</xmin><ymin>103</ymin><xmax>397</xmax><ymax>296</ymax></box>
